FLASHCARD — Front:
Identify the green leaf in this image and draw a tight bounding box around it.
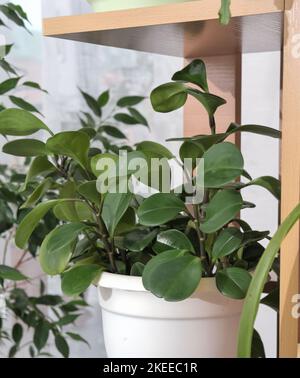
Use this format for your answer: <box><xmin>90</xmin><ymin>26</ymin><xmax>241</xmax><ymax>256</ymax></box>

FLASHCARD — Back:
<box><xmin>66</xmin><ymin>332</ymin><xmax>90</xmax><ymax>347</ymax></box>
<box><xmin>130</xmin><ymin>262</ymin><xmax>145</xmax><ymax>276</ymax></box>
<box><xmin>54</xmin><ymin>334</ymin><xmax>69</xmax><ymax>358</ymax></box>
<box><xmin>15</xmin><ymin>199</ymin><xmax>72</xmax><ymax>249</ymax></box>
<box><xmin>203</xmin><ymin>142</ymin><xmax>244</xmax><ymax>187</ymax></box>
<box><xmin>8</xmin><ymin>345</ymin><xmax>18</xmax><ymax>358</ymax></box>
<box><xmin>0</xmin><ymin>77</ymin><xmax>20</xmax><ymax>95</ymax></box>
<box><xmin>21</xmin><ymin>177</ymin><xmax>52</xmax><ymax>209</ymax></box>
<box><xmin>80</xmin><ymin>89</ymin><xmax>101</xmax><ymax>117</ymax></box>
<box><xmin>143</xmin><ymin>250</ymin><xmax>202</xmax><ymax>301</ymax></box>
<box><xmin>102</xmin><ymin>193</ymin><xmax>132</xmax><ymax>236</ymax></box>
<box><xmin>117</xmin><ymin>96</ymin><xmax>145</xmax><ymax>107</ymax></box>
<box><xmin>212</xmin><ymin>227</ymin><xmax>243</xmax><ymax>261</ymax></box>
<box><xmin>138</xmin><ymin>193</ymin><xmax>186</xmax><ymax>226</ymax></box>
<box><xmin>251</xmin><ymin>329</ymin><xmax>266</xmax><ymax>358</ymax></box>
<box><xmin>123</xmin><ymin>229</ymin><xmax>157</xmax><ymax>252</ymax></box>
<box><xmin>172</xmin><ymin>59</ymin><xmax>209</xmax><ymax>92</ymax></box>
<box><xmin>216</xmin><ymin>267</ymin><xmax>252</xmax><ymax>299</ymax></box>
<box><xmin>9</xmin><ymin>95</ymin><xmax>42</xmax><ymax>114</ymax></box>
<box><xmin>23</xmin><ymin>81</ymin><xmax>48</xmax><ymax>93</ymax></box>
<box><xmin>90</xmin><ymin>152</ymin><xmax>118</xmax><ymax>178</ymax></box>
<box><xmin>237</xmin><ymin>203</ymin><xmax>300</xmax><ymax>357</ymax></box>
<box><xmin>12</xmin><ymin>323</ymin><xmax>23</xmax><ymax>344</ymax></box>
<box><xmin>97</xmin><ymin>90</ymin><xmax>109</xmax><ymax>107</ymax></box>
<box><xmin>200</xmin><ymin>190</ymin><xmax>243</xmax><ymax>233</ymax></box>
<box><xmin>219</xmin><ymin>0</ymin><xmax>231</xmax><ymax>25</ymax></box>
<box><xmin>0</xmin><ymin>59</ymin><xmax>17</xmax><ymax>75</ymax></box>
<box><xmin>136</xmin><ymin>141</ymin><xmax>173</xmax><ymax>159</ymax></box>
<box><xmin>227</xmin><ymin>123</ymin><xmax>281</xmax><ymax>139</ymax></box>
<box><xmin>46</xmin><ymin>131</ymin><xmax>90</xmax><ymax>170</ymax></box>
<box><xmin>150</xmin><ymin>82</ymin><xmax>187</xmax><ymax>113</ymax></box>
<box><xmin>153</xmin><ymin>229</ymin><xmax>195</xmax><ymax>254</ymax></box>
<box><xmin>21</xmin><ymin>156</ymin><xmax>55</xmax><ymax>191</ymax></box>
<box><xmin>39</xmin><ymin>223</ymin><xmax>87</xmax><ymax>275</ymax></box>
<box><xmin>128</xmin><ymin>108</ymin><xmax>149</xmax><ymax>127</ymax></box>
<box><xmin>114</xmin><ymin>113</ymin><xmax>139</xmax><ymax>125</ymax></box>
<box><xmin>77</xmin><ymin>181</ymin><xmax>101</xmax><ymax>205</ymax></box>
<box><xmin>61</xmin><ymin>264</ymin><xmax>103</xmax><ymax>296</ymax></box>
<box><xmin>100</xmin><ymin>125</ymin><xmax>127</xmax><ymax>139</ymax></box>
<box><xmin>244</xmin><ymin>176</ymin><xmax>281</xmax><ymax>200</ymax></box>
<box><xmin>0</xmin><ymin>109</ymin><xmax>52</xmax><ymax>136</ymax></box>
<box><xmin>56</xmin><ymin>314</ymin><xmax>79</xmax><ymax>327</ymax></box>
<box><xmin>3</xmin><ymin>139</ymin><xmax>46</xmax><ymax>157</ymax></box>
<box><xmin>0</xmin><ymin>265</ymin><xmax>27</xmax><ymax>281</ymax></box>
<box><xmin>260</xmin><ymin>287</ymin><xmax>279</xmax><ymax>312</ymax></box>
<box><xmin>33</xmin><ymin>320</ymin><xmax>49</xmax><ymax>351</ymax></box>
<box><xmin>179</xmin><ymin>140</ymin><xmax>205</xmax><ymax>163</ymax></box>
<box><xmin>187</xmin><ymin>88</ymin><xmax>226</xmax><ymax>117</ymax></box>
<box><xmin>33</xmin><ymin>295</ymin><xmax>63</xmax><ymax>306</ymax></box>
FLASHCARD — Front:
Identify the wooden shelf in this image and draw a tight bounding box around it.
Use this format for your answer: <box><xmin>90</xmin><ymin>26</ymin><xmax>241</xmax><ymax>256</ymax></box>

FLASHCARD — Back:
<box><xmin>43</xmin><ymin>0</ymin><xmax>283</xmax><ymax>57</ymax></box>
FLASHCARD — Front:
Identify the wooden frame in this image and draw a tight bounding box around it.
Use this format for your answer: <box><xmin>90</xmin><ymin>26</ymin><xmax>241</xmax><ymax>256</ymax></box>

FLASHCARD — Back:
<box><xmin>42</xmin><ymin>0</ymin><xmax>300</xmax><ymax>357</ymax></box>
<box><xmin>279</xmin><ymin>0</ymin><xmax>300</xmax><ymax>358</ymax></box>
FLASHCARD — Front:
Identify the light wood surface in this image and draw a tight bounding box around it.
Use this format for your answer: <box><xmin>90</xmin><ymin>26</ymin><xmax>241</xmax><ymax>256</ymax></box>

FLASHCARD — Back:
<box><xmin>43</xmin><ymin>1</ymin><xmax>283</xmax><ymax>57</ymax></box>
<box><xmin>279</xmin><ymin>0</ymin><xmax>300</xmax><ymax>358</ymax></box>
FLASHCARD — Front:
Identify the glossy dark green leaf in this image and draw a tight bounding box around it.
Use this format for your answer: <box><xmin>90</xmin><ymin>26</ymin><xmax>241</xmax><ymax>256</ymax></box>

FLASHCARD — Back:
<box><xmin>200</xmin><ymin>190</ymin><xmax>243</xmax><ymax>233</ymax></box>
<box><xmin>46</xmin><ymin>131</ymin><xmax>90</xmax><ymax>170</ymax></box>
<box><xmin>3</xmin><ymin>139</ymin><xmax>46</xmax><ymax>157</ymax></box>
<box><xmin>39</xmin><ymin>223</ymin><xmax>87</xmax><ymax>275</ymax></box>
<box><xmin>0</xmin><ymin>265</ymin><xmax>27</xmax><ymax>281</ymax></box>
<box><xmin>80</xmin><ymin>89</ymin><xmax>101</xmax><ymax>117</ymax></box>
<box><xmin>61</xmin><ymin>264</ymin><xmax>103</xmax><ymax>296</ymax></box>
<box><xmin>54</xmin><ymin>334</ymin><xmax>69</xmax><ymax>358</ymax></box>
<box><xmin>77</xmin><ymin>181</ymin><xmax>101</xmax><ymax>205</ymax></box>
<box><xmin>212</xmin><ymin>227</ymin><xmax>243</xmax><ymax>261</ymax></box>
<box><xmin>128</xmin><ymin>107</ymin><xmax>149</xmax><ymax>127</ymax></box>
<box><xmin>244</xmin><ymin>176</ymin><xmax>281</xmax><ymax>200</ymax></box>
<box><xmin>9</xmin><ymin>95</ymin><xmax>41</xmax><ymax>114</ymax></box>
<box><xmin>97</xmin><ymin>90</ymin><xmax>109</xmax><ymax>107</ymax></box>
<box><xmin>0</xmin><ymin>77</ymin><xmax>20</xmax><ymax>95</ymax></box>
<box><xmin>15</xmin><ymin>199</ymin><xmax>72</xmax><ymax>249</ymax></box>
<box><xmin>22</xmin><ymin>156</ymin><xmax>55</xmax><ymax>191</ymax></box>
<box><xmin>227</xmin><ymin>123</ymin><xmax>281</xmax><ymax>139</ymax></box>
<box><xmin>102</xmin><ymin>193</ymin><xmax>132</xmax><ymax>236</ymax></box>
<box><xmin>143</xmin><ymin>250</ymin><xmax>202</xmax><ymax>301</ymax></box>
<box><xmin>0</xmin><ymin>109</ymin><xmax>52</xmax><ymax>136</ymax></box>
<box><xmin>136</xmin><ymin>141</ymin><xmax>173</xmax><ymax>159</ymax></box>
<box><xmin>117</xmin><ymin>96</ymin><xmax>145</xmax><ymax>107</ymax></box>
<box><xmin>187</xmin><ymin>88</ymin><xmax>226</xmax><ymax>117</ymax></box>
<box><xmin>33</xmin><ymin>320</ymin><xmax>49</xmax><ymax>351</ymax></box>
<box><xmin>251</xmin><ymin>329</ymin><xmax>266</xmax><ymax>358</ymax></box>
<box><xmin>130</xmin><ymin>262</ymin><xmax>145</xmax><ymax>276</ymax></box>
<box><xmin>242</xmin><ymin>230</ymin><xmax>270</xmax><ymax>246</ymax></box>
<box><xmin>216</xmin><ymin>267</ymin><xmax>251</xmax><ymax>299</ymax></box>
<box><xmin>179</xmin><ymin>140</ymin><xmax>206</xmax><ymax>163</ymax></box>
<box><xmin>260</xmin><ymin>287</ymin><xmax>279</xmax><ymax>312</ymax></box>
<box><xmin>150</xmin><ymin>82</ymin><xmax>187</xmax><ymax>113</ymax></box>
<box><xmin>123</xmin><ymin>229</ymin><xmax>157</xmax><ymax>252</ymax></box>
<box><xmin>0</xmin><ymin>59</ymin><xmax>17</xmax><ymax>75</ymax></box>
<box><xmin>153</xmin><ymin>229</ymin><xmax>195</xmax><ymax>254</ymax></box>
<box><xmin>21</xmin><ymin>177</ymin><xmax>52</xmax><ymax>209</ymax></box>
<box><xmin>172</xmin><ymin>59</ymin><xmax>209</xmax><ymax>92</ymax></box>
<box><xmin>203</xmin><ymin>142</ymin><xmax>244</xmax><ymax>187</ymax></box>
<box><xmin>66</xmin><ymin>332</ymin><xmax>90</xmax><ymax>347</ymax></box>
<box><xmin>138</xmin><ymin>193</ymin><xmax>186</xmax><ymax>226</ymax></box>
<box><xmin>33</xmin><ymin>295</ymin><xmax>63</xmax><ymax>306</ymax></box>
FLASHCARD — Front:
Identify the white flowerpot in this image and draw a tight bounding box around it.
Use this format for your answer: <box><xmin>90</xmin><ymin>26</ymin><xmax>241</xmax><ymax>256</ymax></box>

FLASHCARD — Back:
<box><xmin>87</xmin><ymin>0</ymin><xmax>196</xmax><ymax>13</ymax></box>
<box><xmin>98</xmin><ymin>272</ymin><xmax>244</xmax><ymax>358</ymax></box>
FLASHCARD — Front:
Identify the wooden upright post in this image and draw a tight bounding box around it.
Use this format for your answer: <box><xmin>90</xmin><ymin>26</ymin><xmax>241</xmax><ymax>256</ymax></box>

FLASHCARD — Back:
<box><xmin>280</xmin><ymin>0</ymin><xmax>300</xmax><ymax>358</ymax></box>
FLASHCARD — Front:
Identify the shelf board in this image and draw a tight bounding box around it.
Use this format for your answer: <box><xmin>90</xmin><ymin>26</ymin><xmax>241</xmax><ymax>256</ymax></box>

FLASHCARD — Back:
<box><xmin>43</xmin><ymin>0</ymin><xmax>284</xmax><ymax>57</ymax></box>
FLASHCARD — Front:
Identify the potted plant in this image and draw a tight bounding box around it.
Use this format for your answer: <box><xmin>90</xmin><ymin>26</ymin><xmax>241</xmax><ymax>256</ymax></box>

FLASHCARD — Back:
<box><xmin>0</xmin><ymin>59</ymin><xmax>280</xmax><ymax>358</ymax></box>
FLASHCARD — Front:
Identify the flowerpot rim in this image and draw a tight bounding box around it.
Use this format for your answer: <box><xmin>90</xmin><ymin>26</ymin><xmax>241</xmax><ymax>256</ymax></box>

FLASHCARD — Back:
<box><xmin>98</xmin><ymin>271</ymin><xmax>218</xmax><ymax>294</ymax></box>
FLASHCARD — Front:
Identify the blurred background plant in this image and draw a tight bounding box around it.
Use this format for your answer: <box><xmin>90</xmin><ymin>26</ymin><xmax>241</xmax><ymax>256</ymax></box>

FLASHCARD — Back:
<box><xmin>0</xmin><ymin>2</ymin><xmax>87</xmax><ymax>358</ymax></box>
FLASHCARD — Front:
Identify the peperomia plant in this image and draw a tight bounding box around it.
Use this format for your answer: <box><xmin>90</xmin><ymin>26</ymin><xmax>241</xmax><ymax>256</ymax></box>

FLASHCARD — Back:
<box><xmin>1</xmin><ymin>59</ymin><xmax>280</xmax><ymax>357</ymax></box>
